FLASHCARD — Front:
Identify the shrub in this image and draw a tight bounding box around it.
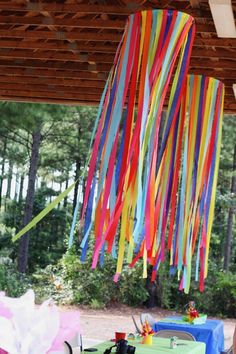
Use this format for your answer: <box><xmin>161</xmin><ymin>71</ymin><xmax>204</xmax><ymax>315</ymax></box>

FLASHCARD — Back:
<box><xmin>211</xmin><ymin>272</ymin><xmax>236</xmax><ymax>317</ymax></box>
<box><xmin>118</xmin><ymin>264</ymin><xmax>149</xmax><ymax>306</ymax></box>
<box><xmin>155</xmin><ymin>260</ymin><xmax>236</xmax><ymax>317</ymax></box>
<box><xmin>32</xmin><ymin>246</ymin><xmax>148</xmax><ymax>308</ymax></box>
<box><xmin>0</xmin><ymin>263</ymin><xmax>31</xmax><ymax>297</ymax></box>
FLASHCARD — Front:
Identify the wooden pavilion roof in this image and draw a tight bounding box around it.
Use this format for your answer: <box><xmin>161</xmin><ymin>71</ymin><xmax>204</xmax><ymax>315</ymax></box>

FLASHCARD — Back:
<box><xmin>0</xmin><ymin>0</ymin><xmax>235</xmax><ymax>112</ymax></box>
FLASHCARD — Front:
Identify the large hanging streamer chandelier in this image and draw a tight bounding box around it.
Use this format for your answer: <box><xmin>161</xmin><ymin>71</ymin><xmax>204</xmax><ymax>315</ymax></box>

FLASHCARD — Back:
<box><xmin>11</xmin><ymin>9</ymin><xmax>224</xmax><ymax>292</ymax></box>
<box><xmin>79</xmin><ymin>10</ymin><xmax>194</xmax><ymax>279</ymax></box>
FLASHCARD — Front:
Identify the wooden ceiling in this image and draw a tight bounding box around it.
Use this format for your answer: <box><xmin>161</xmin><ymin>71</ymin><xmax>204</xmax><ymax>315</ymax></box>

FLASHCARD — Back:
<box><xmin>0</xmin><ymin>0</ymin><xmax>235</xmax><ymax>112</ymax></box>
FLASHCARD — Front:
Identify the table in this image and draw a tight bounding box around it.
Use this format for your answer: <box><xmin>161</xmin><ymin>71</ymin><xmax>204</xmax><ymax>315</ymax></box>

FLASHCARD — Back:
<box><xmin>92</xmin><ymin>337</ymin><xmax>206</xmax><ymax>354</ymax></box>
<box><xmin>153</xmin><ymin>317</ymin><xmax>224</xmax><ymax>354</ymax></box>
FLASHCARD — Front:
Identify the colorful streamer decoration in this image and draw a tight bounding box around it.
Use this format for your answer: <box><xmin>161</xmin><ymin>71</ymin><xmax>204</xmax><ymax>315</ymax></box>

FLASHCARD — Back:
<box><xmin>11</xmin><ymin>9</ymin><xmax>224</xmax><ymax>293</ymax></box>
<box><xmin>149</xmin><ymin>75</ymin><xmax>224</xmax><ymax>293</ymax></box>
<box><xmin>79</xmin><ymin>10</ymin><xmax>197</xmax><ymax>289</ymax></box>
<box><xmin>77</xmin><ymin>10</ymin><xmax>224</xmax><ymax>293</ymax></box>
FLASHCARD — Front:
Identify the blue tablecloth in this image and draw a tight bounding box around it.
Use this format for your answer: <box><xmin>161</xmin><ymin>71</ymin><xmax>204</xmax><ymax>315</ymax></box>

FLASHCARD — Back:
<box><xmin>153</xmin><ymin>317</ymin><xmax>224</xmax><ymax>354</ymax></box>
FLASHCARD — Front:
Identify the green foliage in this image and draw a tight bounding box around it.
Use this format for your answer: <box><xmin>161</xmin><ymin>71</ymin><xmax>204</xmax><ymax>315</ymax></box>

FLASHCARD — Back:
<box><xmin>213</xmin><ymin>115</ymin><xmax>236</xmax><ymax>271</ymax></box>
<box><xmin>153</xmin><ymin>261</ymin><xmax>236</xmax><ymax>317</ymax></box>
<box><xmin>32</xmin><ymin>264</ymin><xmax>74</xmax><ymax>304</ymax></box>
<box><xmin>119</xmin><ymin>265</ymin><xmax>149</xmax><ymax>306</ymax></box>
<box><xmin>31</xmin><ymin>246</ymin><xmax>148</xmax><ymax>308</ymax></box>
<box><xmin>154</xmin><ymin>264</ymin><xmax>172</xmax><ymax>309</ymax></box>
<box><xmin>0</xmin><ymin>262</ymin><xmax>31</xmax><ymax>297</ymax></box>
<box><xmin>0</xmin><ymin>222</ymin><xmax>18</xmax><ymax>262</ymax></box>
<box><xmin>210</xmin><ymin>272</ymin><xmax>236</xmax><ymax>317</ymax></box>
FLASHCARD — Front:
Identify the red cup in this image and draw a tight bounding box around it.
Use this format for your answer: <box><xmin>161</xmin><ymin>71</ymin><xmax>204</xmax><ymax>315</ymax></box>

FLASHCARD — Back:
<box><xmin>115</xmin><ymin>332</ymin><xmax>126</xmax><ymax>342</ymax></box>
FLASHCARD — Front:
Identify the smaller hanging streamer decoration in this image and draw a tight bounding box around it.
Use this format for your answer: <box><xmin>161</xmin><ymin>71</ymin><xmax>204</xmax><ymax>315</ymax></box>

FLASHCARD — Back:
<box><xmin>147</xmin><ymin>75</ymin><xmax>224</xmax><ymax>293</ymax></box>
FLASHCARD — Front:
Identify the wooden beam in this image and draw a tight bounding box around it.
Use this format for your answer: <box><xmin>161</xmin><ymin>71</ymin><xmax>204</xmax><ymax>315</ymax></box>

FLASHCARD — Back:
<box><xmin>0</xmin><ymin>3</ymin><xmax>137</xmax><ymax>14</ymax></box>
<box><xmin>191</xmin><ymin>48</ymin><xmax>236</xmax><ymax>59</ymax></box>
<box><xmin>4</xmin><ymin>39</ymin><xmax>236</xmax><ymax>57</ymax></box>
<box><xmin>0</xmin><ymin>49</ymin><xmax>115</xmax><ymax>64</ymax></box>
<box><xmin>0</xmin><ymin>29</ymin><xmax>122</xmax><ymax>42</ymax></box>
<box><xmin>194</xmin><ymin>37</ymin><xmax>236</xmax><ymax>48</ymax></box>
<box><xmin>0</xmin><ymin>82</ymin><xmax>103</xmax><ymax>95</ymax></box>
<box><xmin>0</xmin><ymin>16</ymin><xmax>126</xmax><ymax>29</ymax></box>
<box><xmin>0</xmin><ymin>59</ymin><xmax>112</xmax><ymax>72</ymax></box>
<box><xmin>223</xmin><ymin>102</ymin><xmax>236</xmax><ymax>112</ymax></box>
<box><xmin>0</xmin><ymin>78</ymin><xmax>234</xmax><ymax>96</ymax></box>
<box><xmin>0</xmin><ymin>2</ymin><xmax>215</xmax><ymax>19</ymax></box>
<box><xmin>190</xmin><ymin>58</ymin><xmax>236</xmax><ymax>70</ymax></box>
<box><xmin>0</xmin><ymin>47</ymin><xmax>236</xmax><ymax>64</ymax></box>
<box><xmin>195</xmin><ymin>23</ymin><xmax>216</xmax><ymax>33</ymax></box>
<box><xmin>0</xmin><ymin>39</ymin><xmax>117</xmax><ymax>53</ymax></box>
<box><xmin>2</xmin><ymin>56</ymin><xmax>235</xmax><ymax>73</ymax></box>
<box><xmin>0</xmin><ymin>67</ymin><xmax>108</xmax><ymax>80</ymax></box>
<box><xmin>0</xmin><ymin>72</ymin><xmax>235</xmax><ymax>91</ymax></box>
<box><xmin>0</xmin><ymin>75</ymin><xmax>105</xmax><ymax>88</ymax></box>
<box><xmin>0</xmin><ymin>66</ymin><xmax>235</xmax><ymax>92</ymax></box>
<box><xmin>0</xmin><ymin>88</ymin><xmax>101</xmax><ymax>101</ymax></box>
<box><xmin>0</xmin><ymin>65</ymin><xmax>234</xmax><ymax>90</ymax></box>
<box><xmin>0</xmin><ymin>93</ymin><xmax>235</xmax><ymax>113</ymax></box>
<box><xmin>220</xmin><ymin>79</ymin><xmax>236</xmax><ymax>87</ymax></box>
<box><xmin>0</xmin><ymin>83</ymin><xmax>233</xmax><ymax>100</ymax></box>
<box><xmin>0</xmin><ymin>25</ymin><xmax>217</xmax><ymax>45</ymax></box>
<box><xmin>0</xmin><ymin>95</ymin><xmax>99</xmax><ymax>106</ymax></box>
<box><xmin>188</xmin><ymin>68</ymin><xmax>236</xmax><ymax>80</ymax></box>
<box><xmin>0</xmin><ymin>47</ymin><xmax>235</xmax><ymax>64</ymax></box>
<box><xmin>190</xmin><ymin>0</ymin><xmax>200</xmax><ymax>8</ymax></box>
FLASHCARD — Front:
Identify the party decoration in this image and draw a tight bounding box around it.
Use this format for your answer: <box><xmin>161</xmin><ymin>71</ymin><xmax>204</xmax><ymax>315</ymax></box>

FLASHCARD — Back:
<box><xmin>141</xmin><ymin>321</ymin><xmax>154</xmax><ymax>345</ymax></box>
<box><xmin>79</xmin><ymin>9</ymin><xmax>196</xmax><ymax>285</ymax></box>
<box><xmin>163</xmin><ymin>75</ymin><xmax>224</xmax><ymax>293</ymax></box>
<box><xmin>79</xmin><ymin>6</ymin><xmax>224</xmax><ymax>292</ymax></box>
<box><xmin>183</xmin><ymin>301</ymin><xmax>207</xmax><ymax>324</ymax></box>
<box><xmin>0</xmin><ymin>290</ymin><xmax>80</xmax><ymax>354</ymax></box>
<box><xmin>186</xmin><ymin>301</ymin><xmax>199</xmax><ymax>322</ymax></box>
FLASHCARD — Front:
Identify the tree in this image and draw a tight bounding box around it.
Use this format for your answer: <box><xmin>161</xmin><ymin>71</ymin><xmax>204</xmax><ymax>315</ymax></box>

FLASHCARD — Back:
<box><xmin>0</xmin><ymin>102</ymin><xmax>68</xmax><ymax>272</ymax></box>
<box><xmin>211</xmin><ymin>115</ymin><xmax>236</xmax><ymax>270</ymax></box>
<box><xmin>17</xmin><ymin>125</ymin><xmax>42</xmax><ymax>273</ymax></box>
<box><xmin>0</xmin><ymin>137</ymin><xmax>7</xmax><ymax>209</ymax></box>
<box><xmin>223</xmin><ymin>143</ymin><xmax>236</xmax><ymax>271</ymax></box>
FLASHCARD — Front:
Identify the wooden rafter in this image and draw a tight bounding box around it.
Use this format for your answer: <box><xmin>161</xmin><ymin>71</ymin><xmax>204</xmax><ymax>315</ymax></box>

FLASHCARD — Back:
<box><xmin>0</xmin><ymin>47</ymin><xmax>235</xmax><ymax>63</ymax></box>
<box><xmin>0</xmin><ymin>49</ymin><xmax>115</xmax><ymax>63</ymax></box>
<box><xmin>0</xmin><ymin>40</ymin><xmax>118</xmax><ymax>53</ymax></box>
<box><xmin>0</xmin><ymin>29</ymin><xmax>123</xmax><ymax>42</ymax></box>
<box><xmin>0</xmin><ymin>0</ymin><xmax>234</xmax><ymax>112</ymax></box>
<box><xmin>0</xmin><ymin>17</ymin><xmax>126</xmax><ymax>29</ymax></box>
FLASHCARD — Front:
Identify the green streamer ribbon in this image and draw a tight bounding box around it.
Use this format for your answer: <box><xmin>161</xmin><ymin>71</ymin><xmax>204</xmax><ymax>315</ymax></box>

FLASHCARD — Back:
<box><xmin>12</xmin><ymin>181</ymin><xmax>77</xmax><ymax>242</ymax></box>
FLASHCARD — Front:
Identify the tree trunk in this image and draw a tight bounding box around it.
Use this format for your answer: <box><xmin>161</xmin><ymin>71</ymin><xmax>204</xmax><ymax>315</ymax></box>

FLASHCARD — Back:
<box><xmin>17</xmin><ymin>128</ymin><xmax>42</xmax><ymax>273</ymax></box>
<box><xmin>145</xmin><ymin>267</ymin><xmax>157</xmax><ymax>308</ymax></box>
<box><xmin>49</xmin><ymin>180</ymin><xmax>53</xmax><ymax>203</ymax></box>
<box><xmin>57</xmin><ymin>180</ymin><xmax>62</xmax><ymax>209</ymax></box>
<box><xmin>223</xmin><ymin>144</ymin><xmax>236</xmax><ymax>271</ymax></box>
<box><xmin>14</xmin><ymin>169</ymin><xmax>19</xmax><ymax>201</ymax></box>
<box><xmin>73</xmin><ymin>118</ymin><xmax>81</xmax><ymax>213</ymax></box>
<box><xmin>63</xmin><ymin>175</ymin><xmax>69</xmax><ymax>208</ymax></box>
<box><xmin>18</xmin><ymin>174</ymin><xmax>25</xmax><ymax>203</ymax></box>
<box><xmin>72</xmin><ymin>157</ymin><xmax>81</xmax><ymax>213</ymax></box>
<box><xmin>6</xmin><ymin>160</ymin><xmax>13</xmax><ymax>199</ymax></box>
<box><xmin>0</xmin><ymin>139</ymin><xmax>7</xmax><ymax>209</ymax></box>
